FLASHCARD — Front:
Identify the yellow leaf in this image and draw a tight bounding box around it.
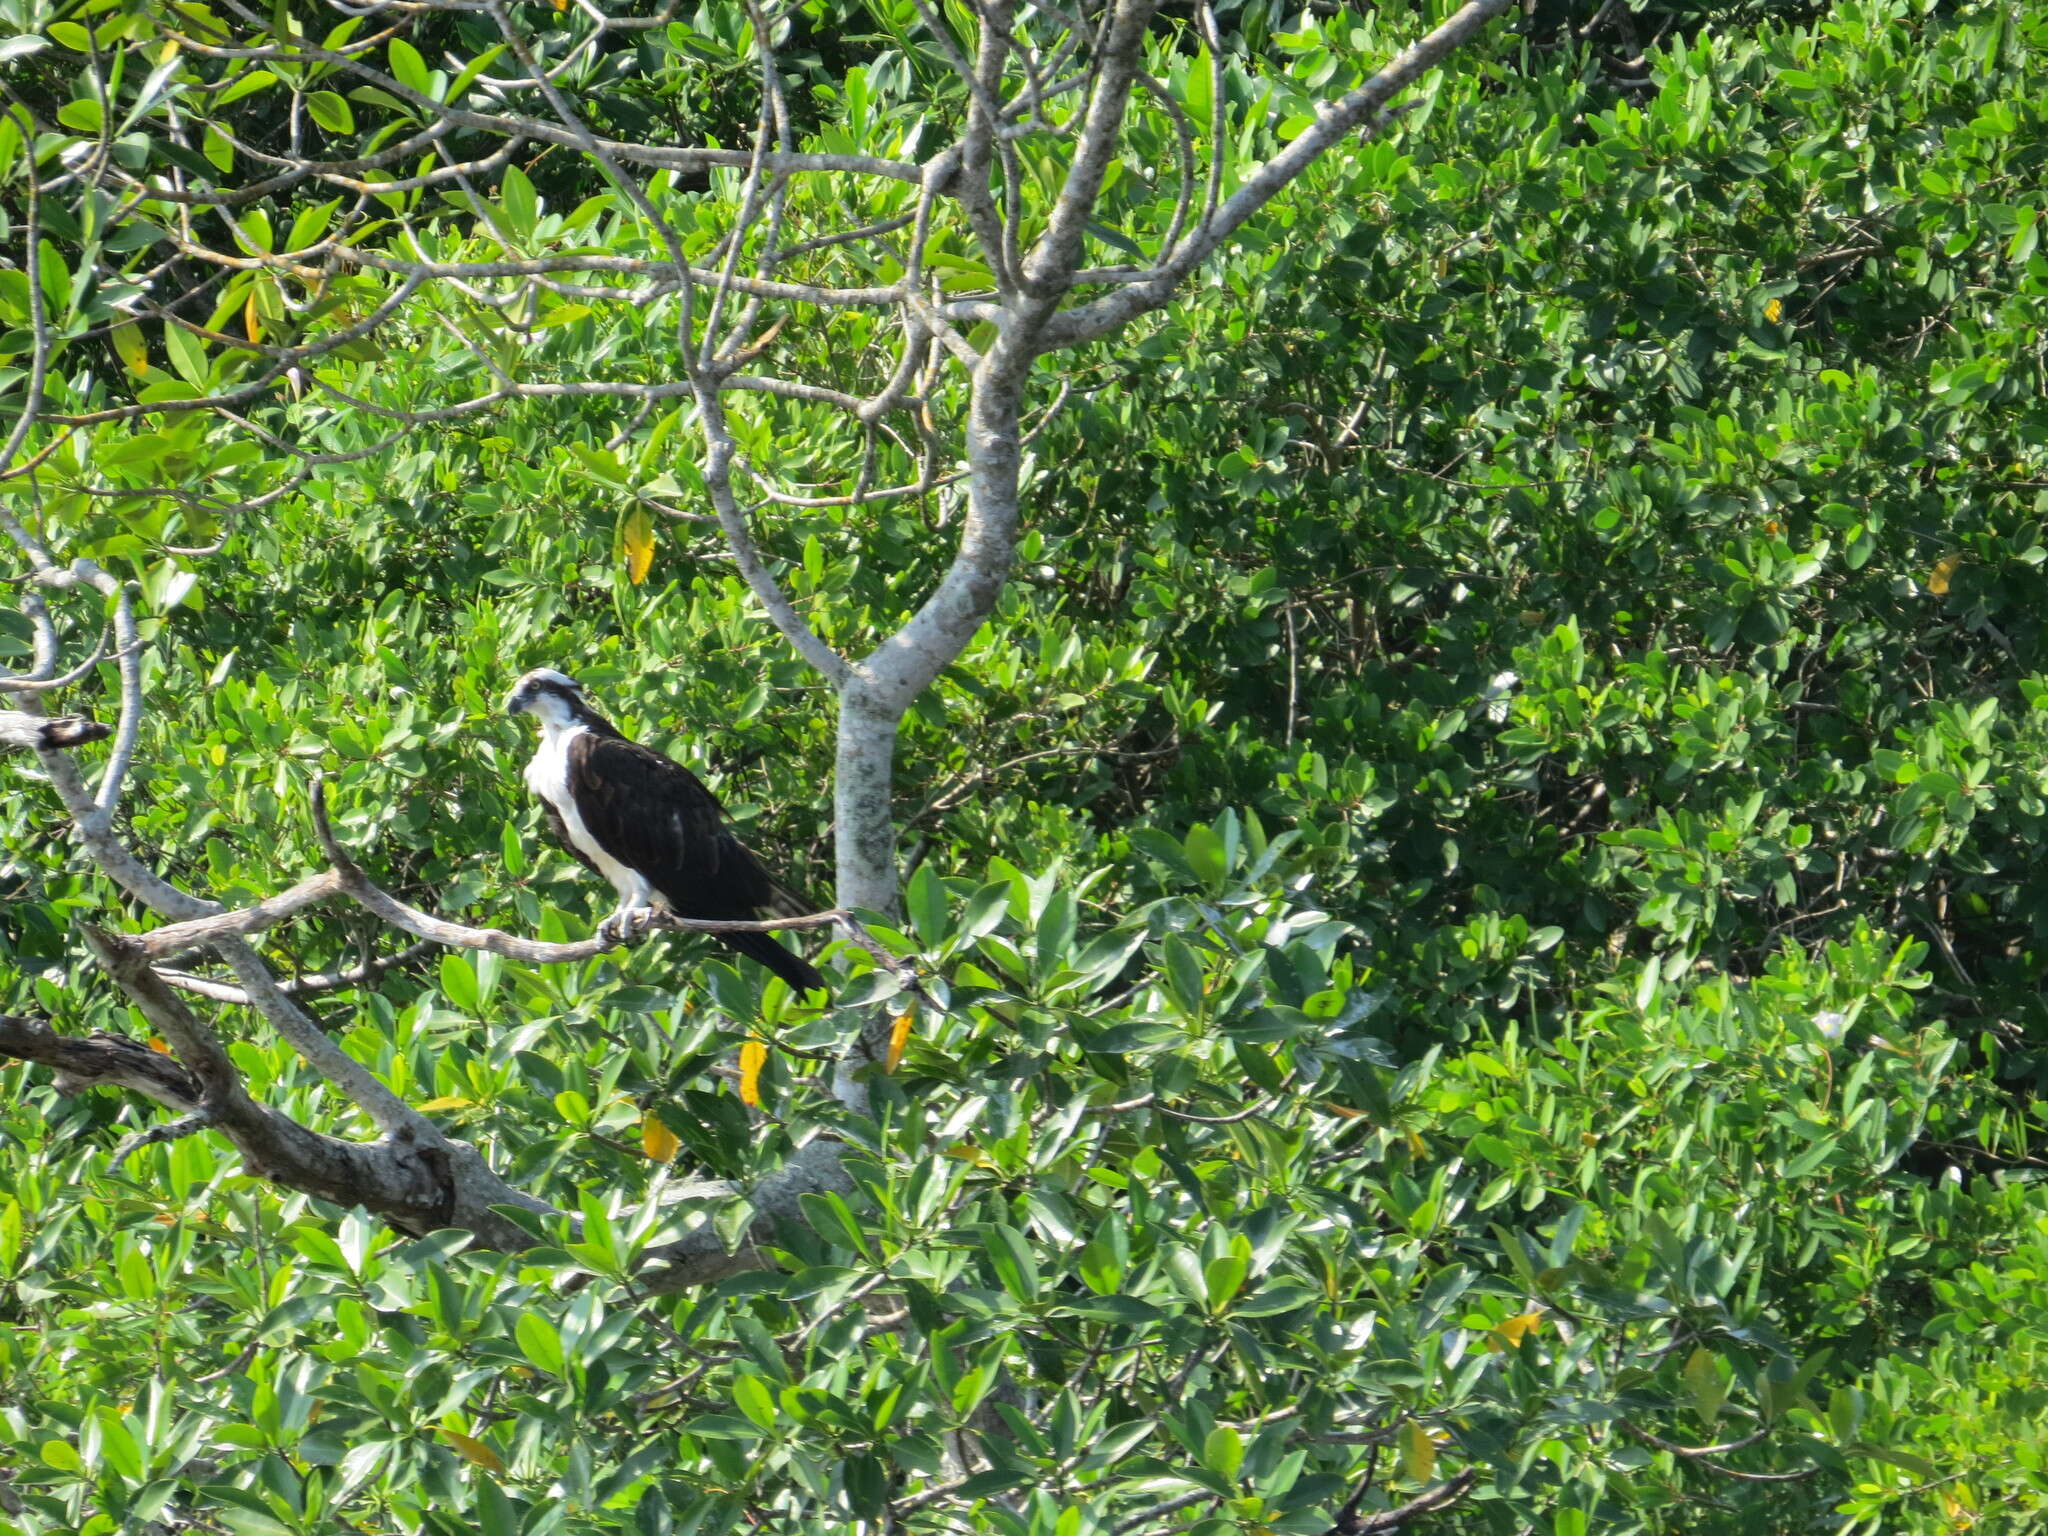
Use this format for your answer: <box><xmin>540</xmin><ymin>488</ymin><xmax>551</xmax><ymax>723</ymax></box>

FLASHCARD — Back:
<box><xmin>552</xmin><ymin>0</ymin><xmax>568</xmax><ymax>10</ymax></box>
<box><xmin>148</xmin><ymin>1036</ymin><xmax>171</xmax><ymax>1054</ymax></box>
<box><xmin>738</xmin><ymin>1040</ymin><xmax>767</xmax><ymax>1108</ymax></box>
<box><xmin>1928</xmin><ymin>554</ymin><xmax>1959</xmax><ymax>595</ymax></box>
<box><xmin>1764</xmin><ymin>297</ymin><xmax>1784</xmax><ymax>322</ymax></box>
<box><xmin>1319</xmin><ymin>1101</ymin><xmax>1366</xmax><ymax>1120</ymax></box>
<box><xmin>1495</xmin><ymin>1310</ymin><xmax>1542</xmax><ymax>1347</ymax></box>
<box><xmin>439</xmin><ymin>1429</ymin><xmax>504</xmax><ymax>1473</ymax></box>
<box><xmin>641</xmin><ymin>1109</ymin><xmax>679</xmax><ymax>1163</ymax></box>
<box><xmin>887</xmin><ymin>1004</ymin><xmax>916</xmax><ymax>1072</ymax></box>
<box><xmin>1398</xmin><ymin>1419</ymin><xmax>1436</xmax><ymax>1484</ymax></box>
<box><xmin>244</xmin><ymin>288</ymin><xmax>262</xmax><ymax>344</ymax></box>
<box><xmin>622</xmin><ymin>508</ymin><xmax>655</xmax><ymax>586</ymax></box>
<box><xmin>1763</xmin><ymin>518</ymin><xmax>1782</xmax><ymax>537</ymax></box>
<box><xmin>417</xmin><ymin>1096</ymin><xmax>472</xmax><ymax>1112</ymax></box>
<box><xmin>1405</xmin><ymin>1130</ymin><xmax>1427</xmax><ymax>1158</ymax></box>
<box><xmin>111</xmin><ymin>321</ymin><xmax>148</xmax><ymax>376</ymax></box>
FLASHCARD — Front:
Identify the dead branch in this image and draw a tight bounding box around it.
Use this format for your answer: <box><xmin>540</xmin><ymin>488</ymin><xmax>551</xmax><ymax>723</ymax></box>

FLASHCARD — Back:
<box><xmin>0</xmin><ymin>1014</ymin><xmax>202</xmax><ymax>1110</ymax></box>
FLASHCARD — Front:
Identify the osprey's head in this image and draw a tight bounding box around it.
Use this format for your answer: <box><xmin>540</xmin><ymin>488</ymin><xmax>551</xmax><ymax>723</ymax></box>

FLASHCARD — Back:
<box><xmin>505</xmin><ymin>668</ymin><xmax>587</xmax><ymax>724</ymax></box>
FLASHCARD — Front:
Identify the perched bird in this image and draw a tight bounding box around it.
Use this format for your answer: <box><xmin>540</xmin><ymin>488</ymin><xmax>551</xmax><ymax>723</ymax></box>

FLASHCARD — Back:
<box><xmin>504</xmin><ymin>668</ymin><xmax>826</xmax><ymax>996</ymax></box>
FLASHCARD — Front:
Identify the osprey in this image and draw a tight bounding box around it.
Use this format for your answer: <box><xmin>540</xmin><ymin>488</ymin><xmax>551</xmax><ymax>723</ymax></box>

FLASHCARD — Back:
<box><xmin>504</xmin><ymin>668</ymin><xmax>826</xmax><ymax>996</ymax></box>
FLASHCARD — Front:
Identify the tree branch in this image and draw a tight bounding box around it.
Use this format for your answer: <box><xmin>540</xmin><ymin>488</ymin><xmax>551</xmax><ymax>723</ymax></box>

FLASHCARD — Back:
<box><xmin>1041</xmin><ymin>0</ymin><xmax>1513</xmax><ymax>349</ymax></box>
<box><xmin>0</xmin><ymin>1014</ymin><xmax>202</xmax><ymax>1110</ymax></box>
<box><xmin>0</xmin><ymin>710</ymin><xmax>110</xmax><ymax>753</ymax></box>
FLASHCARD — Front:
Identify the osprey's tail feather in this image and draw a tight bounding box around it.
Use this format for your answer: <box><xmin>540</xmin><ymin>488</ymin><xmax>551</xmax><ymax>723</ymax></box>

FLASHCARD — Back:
<box><xmin>720</xmin><ymin>929</ymin><xmax>827</xmax><ymax>997</ymax></box>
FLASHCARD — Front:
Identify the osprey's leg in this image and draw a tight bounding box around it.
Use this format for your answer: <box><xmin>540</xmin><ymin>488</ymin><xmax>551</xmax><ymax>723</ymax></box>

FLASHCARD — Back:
<box><xmin>599</xmin><ymin>876</ymin><xmax>660</xmax><ymax>944</ymax></box>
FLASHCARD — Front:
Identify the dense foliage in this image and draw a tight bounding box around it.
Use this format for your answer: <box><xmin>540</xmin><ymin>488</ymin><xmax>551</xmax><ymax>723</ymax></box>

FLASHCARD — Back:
<box><xmin>3</xmin><ymin>0</ymin><xmax>2047</xmax><ymax>1533</ymax></box>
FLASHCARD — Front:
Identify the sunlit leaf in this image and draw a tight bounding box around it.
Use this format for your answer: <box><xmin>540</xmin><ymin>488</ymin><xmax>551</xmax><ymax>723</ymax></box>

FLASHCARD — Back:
<box><xmin>1494</xmin><ymin>1310</ymin><xmax>1542</xmax><ymax>1349</ymax></box>
<box><xmin>1399</xmin><ymin>1419</ymin><xmax>1436</xmax><ymax>1483</ymax></box>
<box><xmin>623</xmin><ymin>508</ymin><xmax>656</xmax><ymax>585</ymax></box>
<box><xmin>111</xmin><ymin>321</ymin><xmax>148</xmax><ymax>376</ymax></box>
<box><xmin>887</xmin><ymin>1003</ymin><xmax>915</xmax><ymax>1071</ymax></box>
<box><xmin>738</xmin><ymin>1040</ymin><xmax>767</xmax><ymax>1107</ymax></box>
<box><xmin>642</xmin><ymin>1109</ymin><xmax>679</xmax><ymax>1162</ymax></box>
<box><xmin>440</xmin><ymin>1429</ymin><xmax>504</xmax><ymax>1472</ymax></box>
<box><xmin>1684</xmin><ymin>1347</ymin><xmax>1727</xmax><ymax>1425</ymax></box>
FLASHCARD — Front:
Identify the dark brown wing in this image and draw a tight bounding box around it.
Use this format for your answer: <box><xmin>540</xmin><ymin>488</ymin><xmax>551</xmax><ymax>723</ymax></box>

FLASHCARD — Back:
<box><xmin>565</xmin><ymin>732</ymin><xmax>825</xmax><ymax>993</ymax></box>
<box><xmin>569</xmin><ymin>735</ymin><xmax>822</xmax><ymax>922</ymax></box>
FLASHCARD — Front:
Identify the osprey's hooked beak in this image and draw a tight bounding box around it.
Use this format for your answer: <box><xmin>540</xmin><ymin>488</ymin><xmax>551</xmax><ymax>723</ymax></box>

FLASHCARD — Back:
<box><xmin>505</xmin><ymin>668</ymin><xmax>585</xmax><ymax>720</ymax></box>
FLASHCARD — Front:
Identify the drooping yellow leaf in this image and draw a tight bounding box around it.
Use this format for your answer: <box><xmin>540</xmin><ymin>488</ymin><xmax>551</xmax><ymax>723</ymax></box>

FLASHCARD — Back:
<box><xmin>148</xmin><ymin>1037</ymin><xmax>171</xmax><ymax>1054</ymax></box>
<box><xmin>551</xmin><ymin>0</ymin><xmax>568</xmax><ymax>11</ymax></box>
<box><xmin>1405</xmin><ymin>1129</ymin><xmax>1427</xmax><ymax>1158</ymax></box>
<box><xmin>1398</xmin><ymin>1419</ymin><xmax>1436</xmax><ymax>1484</ymax></box>
<box><xmin>641</xmin><ymin>1108</ymin><xmax>679</xmax><ymax>1163</ymax></box>
<box><xmin>1764</xmin><ymin>296</ymin><xmax>1784</xmax><ymax>323</ymax></box>
<box><xmin>417</xmin><ymin>1096</ymin><xmax>473</xmax><ymax>1112</ymax></box>
<box><xmin>887</xmin><ymin>1004</ymin><xmax>916</xmax><ymax>1072</ymax></box>
<box><xmin>111</xmin><ymin>321</ymin><xmax>148</xmax><ymax>376</ymax></box>
<box><xmin>244</xmin><ymin>288</ymin><xmax>262</xmax><ymax>344</ymax></box>
<box><xmin>439</xmin><ymin>1429</ymin><xmax>504</xmax><ymax>1473</ymax></box>
<box><xmin>1496</xmin><ymin>1310</ymin><xmax>1543</xmax><ymax>1347</ymax></box>
<box><xmin>1319</xmin><ymin>1101</ymin><xmax>1366</xmax><ymax>1120</ymax></box>
<box><xmin>1928</xmin><ymin>555</ymin><xmax>1960</xmax><ymax>595</ymax></box>
<box><xmin>738</xmin><ymin>1040</ymin><xmax>767</xmax><ymax>1107</ymax></box>
<box><xmin>622</xmin><ymin>508</ymin><xmax>656</xmax><ymax>585</ymax></box>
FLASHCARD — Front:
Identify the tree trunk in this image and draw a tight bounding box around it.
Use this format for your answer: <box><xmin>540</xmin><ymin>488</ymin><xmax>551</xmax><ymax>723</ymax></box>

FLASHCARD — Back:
<box><xmin>830</xmin><ymin>347</ymin><xmax>1031</xmax><ymax>915</ymax></box>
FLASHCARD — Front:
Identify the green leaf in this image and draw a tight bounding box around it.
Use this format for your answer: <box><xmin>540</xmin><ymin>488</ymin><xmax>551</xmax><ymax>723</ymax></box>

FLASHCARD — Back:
<box><xmin>388</xmin><ymin>38</ymin><xmax>432</xmax><ymax>97</ymax></box>
<box><xmin>732</xmin><ymin>1371</ymin><xmax>778</xmax><ymax>1431</ymax></box>
<box><xmin>515</xmin><ymin>1313</ymin><xmax>566</xmax><ymax>1377</ymax></box>
<box><xmin>984</xmin><ymin>1223</ymin><xmax>1039</xmax><ymax>1301</ymax></box>
<box><xmin>1684</xmin><ymin>1348</ymin><xmax>1726</xmax><ymax>1425</ymax></box>
<box><xmin>500</xmin><ymin>163</ymin><xmax>538</xmax><ymax>242</ymax></box>
<box><xmin>798</xmin><ymin>1191</ymin><xmax>874</xmax><ymax>1261</ymax></box>
<box><xmin>305</xmin><ymin>90</ymin><xmax>355</xmax><ymax>135</ymax></box>
<box><xmin>439</xmin><ymin>952</ymin><xmax>481</xmax><ymax>1015</ymax></box>
<box><xmin>1161</xmin><ymin>936</ymin><xmax>1206</xmax><ymax>1017</ymax></box>
<box><xmin>1203</xmin><ymin>1252</ymin><xmax>1247</xmax><ymax>1313</ymax></box>
<box><xmin>1202</xmin><ymin>1424</ymin><xmax>1244</xmax><ymax>1482</ymax></box>
<box><xmin>905</xmin><ymin>861</ymin><xmax>948</xmax><ymax>948</ymax></box>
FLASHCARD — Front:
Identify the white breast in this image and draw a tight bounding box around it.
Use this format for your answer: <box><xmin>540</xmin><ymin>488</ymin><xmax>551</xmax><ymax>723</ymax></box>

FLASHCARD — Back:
<box><xmin>524</xmin><ymin>722</ymin><xmax>646</xmax><ymax>902</ymax></box>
